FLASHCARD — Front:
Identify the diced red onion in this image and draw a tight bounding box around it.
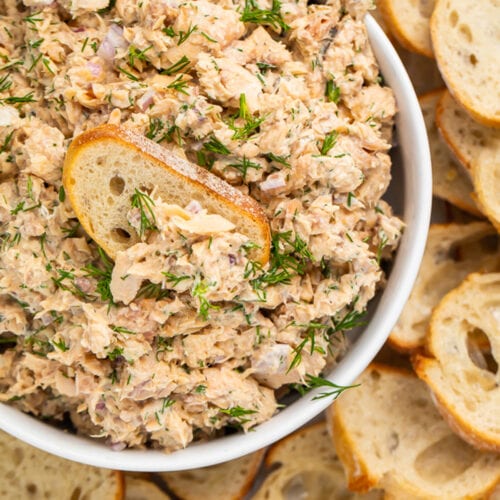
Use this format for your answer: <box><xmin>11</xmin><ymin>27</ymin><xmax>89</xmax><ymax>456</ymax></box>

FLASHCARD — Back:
<box><xmin>86</xmin><ymin>61</ymin><xmax>102</xmax><ymax>78</ymax></box>
<box><xmin>137</xmin><ymin>90</ymin><xmax>155</xmax><ymax>112</ymax></box>
<box><xmin>110</xmin><ymin>441</ymin><xmax>127</xmax><ymax>451</ymax></box>
<box><xmin>95</xmin><ymin>400</ymin><xmax>106</xmax><ymax>411</ymax></box>
<box><xmin>98</xmin><ymin>25</ymin><xmax>127</xmax><ymax>62</ymax></box>
<box><xmin>228</xmin><ymin>254</ymin><xmax>236</xmax><ymax>265</ymax></box>
<box><xmin>185</xmin><ymin>200</ymin><xmax>202</xmax><ymax>214</ymax></box>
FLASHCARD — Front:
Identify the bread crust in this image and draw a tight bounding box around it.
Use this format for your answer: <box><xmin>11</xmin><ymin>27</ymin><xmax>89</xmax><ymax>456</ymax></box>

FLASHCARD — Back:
<box><xmin>430</xmin><ymin>0</ymin><xmax>500</xmax><ymax>127</ymax></box>
<box><xmin>435</xmin><ymin>91</ymin><xmax>473</xmax><ymax>174</ymax></box>
<box><xmin>413</xmin><ymin>355</ymin><xmax>500</xmax><ymax>453</ymax></box>
<box><xmin>327</xmin><ymin>364</ymin><xmax>414</xmax><ymax>492</ymax></box>
<box><xmin>63</xmin><ymin>124</ymin><xmax>271</xmax><ymax>264</ymax></box>
<box><xmin>115</xmin><ymin>470</ymin><xmax>125</xmax><ymax>500</ymax></box>
<box><xmin>389</xmin><ymin>222</ymin><xmax>498</xmax><ymax>352</ymax></box>
<box><xmin>413</xmin><ymin>272</ymin><xmax>500</xmax><ymax>452</ymax></box>
<box><xmin>418</xmin><ymin>89</ymin><xmax>482</xmax><ymax>217</ymax></box>
<box><xmin>161</xmin><ymin>449</ymin><xmax>264</xmax><ymax>500</ymax></box>
<box><xmin>378</xmin><ymin>0</ymin><xmax>434</xmax><ymax>58</ymax></box>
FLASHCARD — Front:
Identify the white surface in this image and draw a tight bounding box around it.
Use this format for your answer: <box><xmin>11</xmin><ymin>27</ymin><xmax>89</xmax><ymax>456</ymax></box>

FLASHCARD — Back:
<box><xmin>0</xmin><ymin>15</ymin><xmax>432</xmax><ymax>471</ymax></box>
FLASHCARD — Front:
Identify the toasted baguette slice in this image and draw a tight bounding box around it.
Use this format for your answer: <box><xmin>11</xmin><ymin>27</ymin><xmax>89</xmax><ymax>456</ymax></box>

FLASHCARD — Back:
<box><xmin>125</xmin><ymin>476</ymin><xmax>170</xmax><ymax>500</ymax></box>
<box><xmin>253</xmin><ymin>421</ymin><xmax>383</xmax><ymax>500</ymax></box>
<box><xmin>420</xmin><ymin>90</ymin><xmax>481</xmax><ymax>216</ymax></box>
<box><xmin>327</xmin><ymin>364</ymin><xmax>500</xmax><ymax>498</ymax></box>
<box><xmin>63</xmin><ymin>125</ymin><xmax>270</xmax><ymax>263</ymax></box>
<box><xmin>414</xmin><ymin>272</ymin><xmax>500</xmax><ymax>452</ymax></box>
<box><xmin>431</xmin><ymin>0</ymin><xmax>500</xmax><ymax>126</ymax></box>
<box><xmin>389</xmin><ymin>222</ymin><xmax>499</xmax><ymax>352</ymax></box>
<box><xmin>378</xmin><ymin>0</ymin><xmax>434</xmax><ymax>58</ymax></box>
<box><xmin>0</xmin><ymin>430</ymin><xmax>123</xmax><ymax>500</ymax></box>
<box><xmin>436</xmin><ymin>91</ymin><xmax>500</xmax><ymax>174</ymax></box>
<box><xmin>159</xmin><ymin>450</ymin><xmax>264</xmax><ymax>500</ymax></box>
<box><xmin>472</xmin><ymin>148</ymin><xmax>500</xmax><ymax>232</ymax></box>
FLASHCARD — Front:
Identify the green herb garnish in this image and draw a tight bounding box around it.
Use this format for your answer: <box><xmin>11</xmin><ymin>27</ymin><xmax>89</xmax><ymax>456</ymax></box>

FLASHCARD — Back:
<box><xmin>130</xmin><ymin>189</ymin><xmax>158</xmax><ymax>237</ymax></box>
<box><xmin>227</xmin><ymin>156</ymin><xmax>261</xmax><ymax>180</ymax></box>
<box><xmin>240</xmin><ymin>0</ymin><xmax>290</xmax><ymax>33</ymax></box>
<box><xmin>320</xmin><ymin>131</ymin><xmax>338</xmax><ymax>155</ymax></box>
<box><xmin>325</xmin><ymin>78</ymin><xmax>340</xmax><ymax>103</ymax></box>
<box><xmin>161</xmin><ymin>55</ymin><xmax>190</xmax><ymax>76</ymax></box>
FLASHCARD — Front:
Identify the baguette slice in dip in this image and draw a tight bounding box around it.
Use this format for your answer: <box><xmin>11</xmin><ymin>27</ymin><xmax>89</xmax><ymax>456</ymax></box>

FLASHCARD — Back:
<box><xmin>63</xmin><ymin>124</ymin><xmax>270</xmax><ymax>263</ymax></box>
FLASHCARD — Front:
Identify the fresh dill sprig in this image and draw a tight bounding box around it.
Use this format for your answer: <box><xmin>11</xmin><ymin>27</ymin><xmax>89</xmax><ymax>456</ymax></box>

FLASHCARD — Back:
<box><xmin>51</xmin><ymin>268</ymin><xmax>90</xmax><ymax>300</ymax></box>
<box><xmin>162</xmin><ymin>271</ymin><xmax>191</xmax><ymax>287</ymax></box>
<box><xmin>203</xmin><ymin>135</ymin><xmax>230</xmax><ymax>155</ymax></box>
<box><xmin>51</xmin><ymin>338</ymin><xmax>68</xmax><ymax>352</ymax></box>
<box><xmin>220</xmin><ymin>405</ymin><xmax>257</xmax><ymax>424</ymax></box>
<box><xmin>163</xmin><ymin>24</ymin><xmax>198</xmax><ymax>45</ymax></box>
<box><xmin>287</xmin><ymin>322</ymin><xmax>328</xmax><ymax>372</ymax></box>
<box><xmin>301</xmin><ymin>374</ymin><xmax>359</xmax><ymax>400</ymax></box>
<box><xmin>130</xmin><ymin>189</ymin><xmax>158</xmax><ymax>237</ymax></box>
<box><xmin>0</xmin><ymin>92</ymin><xmax>36</xmax><ymax>105</ymax></box>
<box><xmin>0</xmin><ymin>74</ymin><xmax>12</xmax><ymax>93</ymax></box>
<box><xmin>228</xmin><ymin>94</ymin><xmax>265</xmax><ymax>141</ymax></box>
<box><xmin>23</xmin><ymin>12</ymin><xmax>43</xmax><ymax>26</ymax></box>
<box><xmin>106</xmin><ymin>346</ymin><xmax>124</xmax><ymax>361</ymax></box>
<box><xmin>265</xmin><ymin>152</ymin><xmax>290</xmax><ymax>167</ymax></box>
<box><xmin>325</xmin><ymin>78</ymin><xmax>340</xmax><ymax>103</ymax></box>
<box><xmin>320</xmin><ymin>131</ymin><xmax>338</xmax><ymax>155</ymax></box>
<box><xmin>136</xmin><ymin>281</ymin><xmax>171</xmax><ymax>300</ymax></box>
<box><xmin>145</xmin><ymin>117</ymin><xmax>180</xmax><ymax>144</ymax></box>
<box><xmin>110</xmin><ymin>325</ymin><xmax>136</xmax><ymax>335</ymax></box>
<box><xmin>117</xmin><ymin>66</ymin><xmax>139</xmax><ymax>81</ymax></box>
<box><xmin>177</xmin><ymin>24</ymin><xmax>198</xmax><ymax>44</ymax></box>
<box><xmin>0</xmin><ymin>130</ymin><xmax>14</xmax><ymax>154</ymax></box>
<box><xmin>256</xmin><ymin>61</ymin><xmax>277</xmax><ymax>73</ymax></box>
<box><xmin>82</xmin><ymin>247</ymin><xmax>115</xmax><ymax>306</ymax></box>
<box><xmin>127</xmin><ymin>45</ymin><xmax>152</xmax><ymax>68</ymax></box>
<box><xmin>240</xmin><ymin>0</ymin><xmax>290</xmax><ymax>33</ymax></box>
<box><xmin>192</xmin><ymin>280</ymin><xmax>219</xmax><ymax>320</ymax></box>
<box><xmin>250</xmin><ymin>231</ymin><xmax>313</xmax><ymax>295</ymax></box>
<box><xmin>331</xmin><ymin>303</ymin><xmax>366</xmax><ymax>333</ymax></box>
<box><xmin>227</xmin><ymin>156</ymin><xmax>261</xmax><ymax>180</ymax></box>
<box><xmin>161</xmin><ymin>55</ymin><xmax>190</xmax><ymax>76</ymax></box>
<box><xmin>167</xmin><ymin>74</ymin><xmax>189</xmax><ymax>95</ymax></box>
<box><xmin>10</xmin><ymin>200</ymin><xmax>41</xmax><ymax>215</ymax></box>
<box><xmin>376</xmin><ymin>233</ymin><xmax>389</xmax><ymax>264</ymax></box>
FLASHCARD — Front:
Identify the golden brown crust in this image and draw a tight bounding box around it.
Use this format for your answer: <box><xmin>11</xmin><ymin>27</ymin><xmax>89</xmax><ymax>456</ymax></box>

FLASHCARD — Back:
<box><xmin>236</xmin><ymin>449</ymin><xmax>266</xmax><ymax>500</ymax></box>
<box><xmin>114</xmin><ymin>470</ymin><xmax>125</xmax><ymax>500</ymax></box>
<box><xmin>435</xmin><ymin>92</ymin><xmax>473</xmax><ymax>173</ymax></box>
<box><xmin>63</xmin><ymin>124</ymin><xmax>271</xmax><ymax>264</ymax></box>
<box><xmin>327</xmin><ymin>406</ymin><xmax>377</xmax><ymax>492</ymax></box>
<box><xmin>378</xmin><ymin>0</ymin><xmax>434</xmax><ymax>58</ymax></box>
<box><xmin>472</xmin><ymin>156</ymin><xmax>500</xmax><ymax>233</ymax></box>
<box><xmin>327</xmin><ymin>364</ymin><xmax>414</xmax><ymax>492</ymax></box>
<box><xmin>430</xmin><ymin>1</ymin><xmax>500</xmax><ymax>128</ymax></box>
<box><xmin>413</xmin><ymin>355</ymin><xmax>500</xmax><ymax>453</ymax></box>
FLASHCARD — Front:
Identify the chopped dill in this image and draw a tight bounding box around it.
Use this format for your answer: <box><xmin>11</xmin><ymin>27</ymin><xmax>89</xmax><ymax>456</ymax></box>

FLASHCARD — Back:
<box><xmin>240</xmin><ymin>0</ymin><xmax>290</xmax><ymax>33</ymax></box>
<box><xmin>320</xmin><ymin>131</ymin><xmax>338</xmax><ymax>156</ymax></box>
<box><xmin>130</xmin><ymin>189</ymin><xmax>158</xmax><ymax>237</ymax></box>
<box><xmin>227</xmin><ymin>156</ymin><xmax>261</xmax><ymax>180</ymax></box>
<box><xmin>192</xmin><ymin>280</ymin><xmax>219</xmax><ymax>320</ymax></box>
<box><xmin>203</xmin><ymin>135</ymin><xmax>230</xmax><ymax>155</ymax></box>
<box><xmin>325</xmin><ymin>78</ymin><xmax>340</xmax><ymax>103</ymax></box>
<box><xmin>220</xmin><ymin>405</ymin><xmax>257</xmax><ymax>424</ymax></box>
<box><xmin>167</xmin><ymin>74</ymin><xmax>189</xmax><ymax>95</ymax></box>
<box><xmin>161</xmin><ymin>55</ymin><xmax>190</xmax><ymax>76</ymax></box>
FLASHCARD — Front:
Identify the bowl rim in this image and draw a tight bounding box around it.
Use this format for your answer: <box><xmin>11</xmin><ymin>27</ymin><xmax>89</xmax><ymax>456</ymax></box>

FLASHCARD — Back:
<box><xmin>0</xmin><ymin>14</ymin><xmax>432</xmax><ymax>471</ymax></box>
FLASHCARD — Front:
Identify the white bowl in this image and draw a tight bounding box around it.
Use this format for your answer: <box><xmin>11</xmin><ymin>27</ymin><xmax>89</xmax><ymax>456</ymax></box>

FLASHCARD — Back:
<box><xmin>0</xmin><ymin>15</ymin><xmax>432</xmax><ymax>471</ymax></box>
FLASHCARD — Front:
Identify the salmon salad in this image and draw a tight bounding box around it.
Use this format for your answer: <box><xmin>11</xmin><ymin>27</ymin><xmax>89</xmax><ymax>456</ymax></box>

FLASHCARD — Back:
<box><xmin>0</xmin><ymin>0</ymin><xmax>403</xmax><ymax>451</ymax></box>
